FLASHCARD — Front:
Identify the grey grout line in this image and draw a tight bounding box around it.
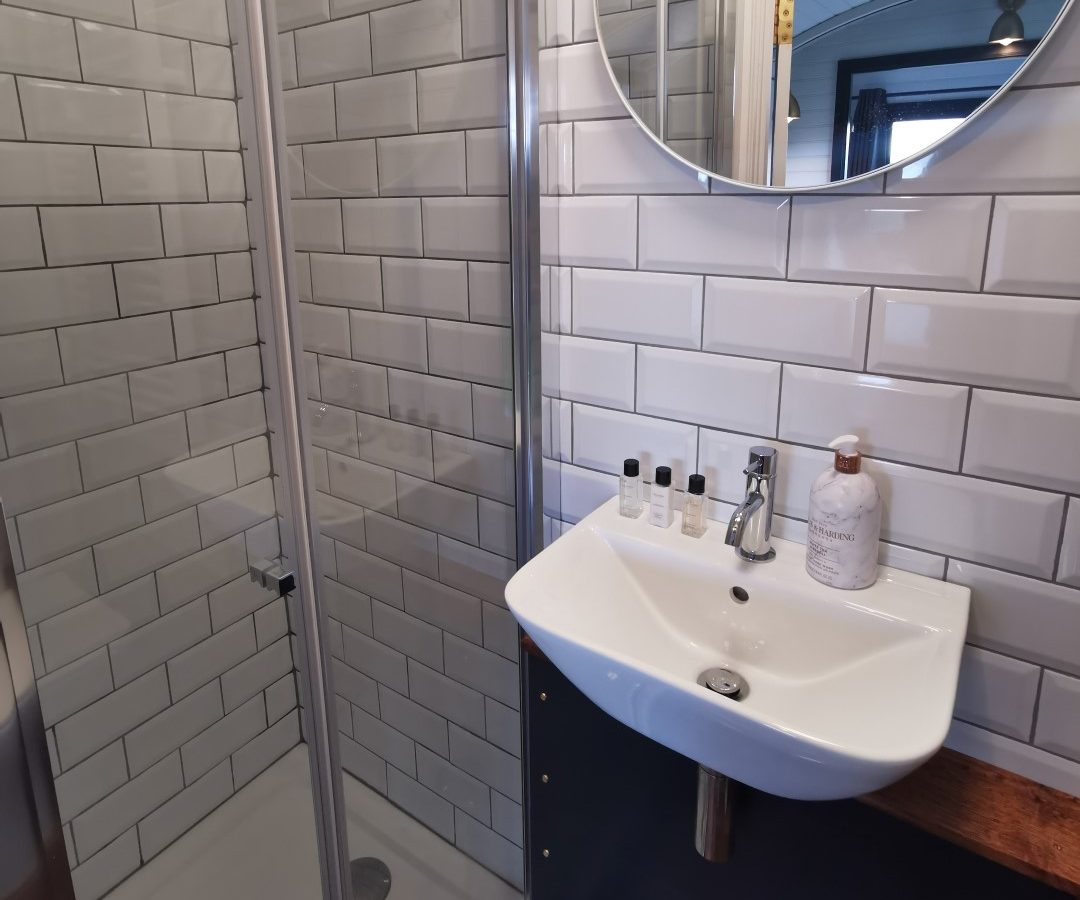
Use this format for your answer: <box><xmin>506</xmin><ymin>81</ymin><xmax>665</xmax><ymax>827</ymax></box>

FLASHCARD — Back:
<box><xmin>978</xmin><ymin>195</ymin><xmax>998</xmax><ymax>292</ymax></box>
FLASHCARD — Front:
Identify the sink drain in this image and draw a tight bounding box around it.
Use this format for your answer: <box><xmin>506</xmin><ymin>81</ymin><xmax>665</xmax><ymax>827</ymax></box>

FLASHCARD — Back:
<box><xmin>350</xmin><ymin>858</ymin><xmax>391</xmax><ymax>900</ymax></box>
<box><xmin>699</xmin><ymin>667</ymin><xmax>747</xmax><ymax>700</ymax></box>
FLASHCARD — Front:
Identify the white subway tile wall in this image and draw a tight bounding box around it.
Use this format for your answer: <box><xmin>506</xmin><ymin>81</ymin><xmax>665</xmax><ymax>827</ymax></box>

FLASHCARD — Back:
<box><xmin>539</xmin><ymin>18</ymin><xmax>1080</xmax><ymax>801</ymax></box>
<box><xmin>278</xmin><ymin>1</ymin><xmax>524</xmax><ymax>887</ymax></box>
<box><xmin>0</xmin><ymin>4</ymin><xmax>301</xmax><ymax>898</ymax></box>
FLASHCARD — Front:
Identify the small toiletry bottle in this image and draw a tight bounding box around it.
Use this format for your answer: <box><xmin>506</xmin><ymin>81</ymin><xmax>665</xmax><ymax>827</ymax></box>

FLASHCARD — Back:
<box><xmin>806</xmin><ymin>434</ymin><xmax>882</xmax><ymax>589</ymax></box>
<box><xmin>619</xmin><ymin>458</ymin><xmax>643</xmax><ymax>518</ymax></box>
<box><xmin>649</xmin><ymin>466</ymin><xmax>673</xmax><ymax>527</ymax></box>
<box><xmin>682</xmin><ymin>474</ymin><xmax>707</xmax><ymax>538</ymax></box>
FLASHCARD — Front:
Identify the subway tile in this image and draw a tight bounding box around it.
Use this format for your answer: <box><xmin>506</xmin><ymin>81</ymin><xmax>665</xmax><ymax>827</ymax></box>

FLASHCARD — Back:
<box><xmin>135</xmin><ymin>0</ymin><xmax>230</xmax><ymax>43</ymax></box>
<box><xmin>333</xmin><ymin>656</ymin><xmax>381</xmax><ymax>713</ymax></box>
<box><xmin>572</xmin><ymin>268</ymin><xmax>702</xmax><ymax>349</ymax></box>
<box><xmin>409</xmin><ymin>658</ymin><xmax>485</xmax><ymax>734</ymax></box>
<box><xmin>483</xmin><ymin>603</ymin><xmax>519</xmax><ymax>660</ymax></box>
<box><xmin>380</xmin><ymin>685</ymin><xmax>450</xmax><ymax>756</ymax></box>
<box><xmin>115</xmin><ymin>256</ymin><xmax>218</xmax><ymax>316</ymax></box>
<box><xmin>55</xmin><ymin>742</ymin><xmax>128</xmax><ymax>823</ymax></box>
<box><xmin>417</xmin><ymin>57</ymin><xmax>507</xmax><ymax>131</ymax></box>
<box><xmin>964</xmin><ymin>391</ymin><xmax>1080</xmax><ymax>491</ymax></box>
<box><xmin>437</xmin><ymin>535</ymin><xmax>514</xmax><ymax>605</ymax></box>
<box><xmin>217</xmin><ymin>252</ymin><xmax>254</xmax><ymax>300</ymax></box>
<box><xmin>0</xmin><ymin>76</ymin><xmax>19</xmax><ymax>140</ymax></box>
<box><xmin>234</xmin><ymin>435</ymin><xmax>271</xmax><ymax>485</ymax></box>
<box><xmin>353</xmin><ymin>704</ymin><xmax>417</xmax><ymax>776</ymax></box>
<box><xmin>283</xmin><ymin>84</ymin><xmax>337</xmax><ymax>144</ymax></box>
<box><xmin>373</xmin><ymin>600</ymin><xmax>443</xmax><ymax>669</ymax></box>
<box><xmin>444</xmin><ymin>631</ymin><xmax>519</xmax><ymax>710</ymax></box>
<box><xmin>13</xmin><ymin>0</ymin><xmax>133</xmax><ymax>26</ymax></box>
<box><xmin>575</xmin><ymin>118</ymin><xmax>705</xmax><ymax>193</ymax></box>
<box><xmin>491</xmin><ymin>791</ymin><xmax>523</xmax><ymax>847</ymax></box>
<box><xmin>18</xmin><ymin>77</ymin><xmax>148</xmax><ymax>146</ymax></box>
<box><xmin>182</xmin><ymin>694</ymin><xmax>265</xmax><ymax>782</ymax></box>
<box><xmin>472</xmin><ymin>385</ymin><xmax>513</xmax><ymax>447</ymax></box>
<box><xmin>59</xmin><ymin>314</ymin><xmax>175</xmax><ymax>383</ymax></box>
<box><xmin>1034</xmin><ymin>672</ymin><xmax>1080</xmax><ymax>762</ymax></box>
<box><xmin>16</xmin><ymin>550</ymin><xmax>98</xmax><ymax>627</ymax></box>
<box><xmin>384</xmin><ymin>258</ymin><xmax>468</xmax><ymax>319</ymax></box>
<box><xmin>74</xmin><ymin>753</ymin><xmax>183</xmax><ymax>861</ymax></box>
<box><xmin>0</xmin><ymin>331</ymin><xmax>62</xmax><ymax>398</ymax></box>
<box><xmin>0</xmin><ymin>207</ymin><xmax>43</xmax><ymax>271</ymax></box>
<box><xmin>198</xmin><ymin>478</ymin><xmax>276</xmax><ymax>546</ymax></box>
<box><xmin>208</xmin><ymin>574</ymin><xmax>272</xmax><ymax>632</ymax></box>
<box><xmin>174</xmin><ymin>299</ymin><xmax>255</xmax><ymax>359</ymax></box>
<box><xmin>296</xmin><ymin>15</ymin><xmax>371</xmax><ymax>85</ymax></box>
<box><xmin>539</xmin><ymin>121</ymin><xmax>573</xmax><ymax>195</ymax></box>
<box><xmin>41</xmin><ymin>206</ymin><xmax>163</xmax><ymax>266</ymax></box>
<box><xmin>539</xmin><ymin>42</ymin><xmax>623</xmax><ymax>121</ymax></box>
<box><xmin>336</xmin><ymin>542</ymin><xmax>405</xmax><ymax>607</ymax></box>
<box><xmin>161</xmin><ymin>203</ymin><xmax>248</xmax><ymax>256</ymax></box>
<box><xmin>77</xmin><ymin>20</ymin><xmax>193</xmax><ymax>93</ymax></box>
<box><xmin>574</xmin><ymin>404</ymin><xmax>697</xmax><ymax>485</ymax></box>
<box><xmin>0</xmin><ymin>375</ymin><xmax>132</xmax><ymax>455</ymax></box>
<box><xmin>94</xmin><ymin>509</ymin><xmax>202</xmax><ymax>592</ymax></box>
<box><xmin>343</xmin><ymin>198</ymin><xmax>422</xmax><ymax>255</ymax></box>
<box><xmin>266</xmin><ymin>673</ymin><xmax>297</xmax><ymax>723</ymax></box>
<box><xmin>465</xmin><ymin>129</ymin><xmax>508</xmax><ymax>195</ymax></box>
<box><xmin>227</xmin><ymin>348</ymin><xmax>264</xmax><ymax>397</ymax></box>
<box><xmin>190</xmin><ymin>42</ymin><xmax>235</xmax><ymax>98</ymax></box>
<box><xmin>339</xmin><ymin>732</ymin><xmax>388</xmax><ymax>791</ymax></box>
<box><xmin>140</xmin><ymin>449</ymin><xmax>237</xmax><ymax>521</ymax></box>
<box><xmin>350</xmin><ymin>310</ymin><xmax>427</xmax><ymax>372</ymax></box>
<box><xmin>365</xmin><ymin>510</ymin><xmax>439</xmax><ymax>578</ymax></box>
<box><xmin>310</xmin><ymin>253</ymin><xmax>382</xmax><ymax>309</ymax></box>
<box><xmin>325</xmin><ymin>577</ymin><xmax>373</xmax><ymax>636</ymax></box>
<box><xmin>457</xmin><ymin>810</ymin><xmax>523</xmax><ymax>887</ymax></box>
<box><xmin>187</xmin><ymin>392</ymin><xmax>267</xmax><ymax>454</ymax></box>
<box><xmin>427</xmin><ymin>320</ymin><xmax>511</xmax><ymax>388</ymax></box>
<box><xmin>0</xmin><ymin>7</ymin><xmax>80</xmax><ymax>80</ymax></box>
<box><xmin>327</xmin><ymin>451</ymin><xmax>397</xmax><ymax>514</ymax></box>
<box><xmin>138</xmin><ymin>759</ymin><xmax>232</xmax><ymax>860</ymax></box>
<box><xmin>37</xmin><ymin>648</ymin><xmax>112</xmax><ymax>727</ymax></box>
<box><xmin>55</xmin><ymin>667</ymin><xmax>170</xmax><ymax>769</ymax></box>
<box><xmin>485</xmin><ymin>697</ymin><xmax>519</xmax><ymax>757</ymax></box>
<box><xmin>543</xmin><ymin>196</ymin><xmax>637</xmax><ymax>268</ymax></box>
<box><xmin>386</xmin><ymin>767</ymin><xmax>454</xmax><ymax>840</ymax></box>
<box><xmin>277</xmin><ymin>0</ymin><xmax>331</xmax><ymax>29</ymax></box>
<box><xmin>423</xmin><ymin>197</ymin><xmax>510</xmax><ymax>262</ymax></box>
<box><xmin>788</xmin><ymin>195</ymin><xmax>991</xmax><ymax>290</ymax></box>
<box><xmin>97</xmin><ymin>148</ymin><xmax>206</xmax><ymax>204</ymax></box>
<box><xmin>0</xmin><ymin>143</ymin><xmax>100</xmax><ymax>205</ymax></box>
<box><xmin>302</xmin><ymin>303</ymin><xmax>351</xmax><ymax>357</ymax></box>
<box><xmin>336</xmin><ymin>71</ymin><xmax>417</xmax><ymax>139</ymax></box>
<box><xmin>448</xmin><ymin>721</ymin><xmax>521</xmax><ymax>800</ymax></box>
<box><xmin>985</xmin><ymin>195</ymin><xmax>1080</xmax><ymax>298</ymax></box>
<box><xmin>318</xmin><ymin>491</ymin><xmax>367</xmax><ymax>550</ymax></box>
<box><xmin>205</xmin><ymin>151</ymin><xmax>245</xmax><ymax>201</ymax></box>
<box><xmin>304</xmin><ymin>140</ymin><xmax>378</xmax><ymax>198</ymax></box>
<box><xmin>954</xmin><ymin>646</ymin><xmax>1039</xmax><ymax>741</ymax></box>
<box><xmin>344</xmin><ymin>627</ymin><xmax>408</xmax><ymax>693</ymax></box>
<box><xmin>81</xmin><ymin>417</ymin><xmax>189</xmax><ymax>500</ymax></box>
<box><xmin>19</xmin><ymin>479</ymin><xmax>143</xmax><ymax>570</ymax></box>
<box><xmin>310</xmin><ymin>400</ymin><xmax>360</xmax><ymax>456</ymax></box>
<box><xmin>780</xmin><ymin>367</ymin><xmax>967</xmax><ymax>470</ymax></box>
<box><xmin>702</xmin><ymin>277</ymin><xmax>870</xmax><ymax>369</ymax></box>
<box><xmin>370</xmin><ymin>0</ymin><xmax>461</xmax><ymax>73</ymax></box>
<box><xmin>70</xmin><ymin>830</ymin><xmax>140</xmax><ymax>900</ymax></box>
<box><xmin>1061</xmin><ymin>499</ymin><xmax>1080</xmax><ymax>588</ymax></box>
<box><xmin>110</xmin><ymin>598</ymin><xmax>211</xmax><ymax>688</ymax></box>
<box><xmin>478</xmin><ymin>498</ymin><xmax>514</xmax><ymax>559</ymax></box>
<box><xmin>637</xmin><ymin>347</ymin><xmax>779</xmax><ymax>436</ymax></box>
<box><xmin>147</xmin><ymin>93</ymin><xmax>239</xmax><ymax>151</ymax></box>
<box><xmin>292</xmin><ymin>199</ymin><xmax>344</xmax><ymax>253</ymax></box>
<box><xmin>417</xmin><ymin>745</ymin><xmax>490</xmax><ymax>822</ymax></box>
<box><xmin>868</xmin><ymin>289</ymin><xmax>1080</xmax><ymax>396</ymax></box>
<box><xmin>378</xmin><ymin>133</ymin><xmax>467</xmax><ymax>197</ymax></box>
<box><xmin>388</xmin><ymin>370</ymin><xmax>473</xmax><ymax>437</ymax></box>
<box><xmin>397</xmin><ymin>473</ymin><xmax>478</xmax><ymax>545</ymax></box>
<box><xmin>541</xmin><ymin>334</ymin><xmax>635</xmax><ymax>410</ymax></box>
<box><xmin>949</xmin><ymin>561</ymin><xmax>1080</xmax><ymax>678</ymax></box>
<box><xmin>167</xmin><ymin>617</ymin><xmax>257</xmax><ymax>699</ymax></box>
<box><xmin>433</xmin><ymin>432</ymin><xmax>514</xmax><ymax>505</ymax></box>
<box><xmin>130</xmin><ymin>355</ymin><xmax>229</xmax><ymax>421</ymax></box>
<box><xmin>0</xmin><ymin>266</ymin><xmax>116</xmax><ymax>335</ymax></box>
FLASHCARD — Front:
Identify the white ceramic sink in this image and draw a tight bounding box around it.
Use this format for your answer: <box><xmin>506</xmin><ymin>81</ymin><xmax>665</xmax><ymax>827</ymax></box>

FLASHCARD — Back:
<box><xmin>505</xmin><ymin>497</ymin><xmax>970</xmax><ymax>800</ymax></box>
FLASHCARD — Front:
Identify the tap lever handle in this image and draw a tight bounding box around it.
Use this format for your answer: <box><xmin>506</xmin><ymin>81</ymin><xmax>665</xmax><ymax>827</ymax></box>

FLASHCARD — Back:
<box><xmin>746</xmin><ymin>446</ymin><xmax>777</xmax><ymax>479</ymax></box>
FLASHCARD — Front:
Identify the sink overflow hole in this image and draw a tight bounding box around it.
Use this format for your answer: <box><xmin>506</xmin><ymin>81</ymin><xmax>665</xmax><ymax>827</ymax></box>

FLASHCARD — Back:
<box><xmin>730</xmin><ymin>586</ymin><xmax>749</xmax><ymax>604</ymax></box>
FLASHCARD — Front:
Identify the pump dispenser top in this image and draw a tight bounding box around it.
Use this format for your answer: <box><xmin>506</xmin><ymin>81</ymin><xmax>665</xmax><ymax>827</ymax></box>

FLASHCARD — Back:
<box><xmin>829</xmin><ymin>434</ymin><xmax>862</xmax><ymax>474</ymax></box>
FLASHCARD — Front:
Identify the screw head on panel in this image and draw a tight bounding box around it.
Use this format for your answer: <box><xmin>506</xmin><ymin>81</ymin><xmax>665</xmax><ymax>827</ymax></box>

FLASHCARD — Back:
<box><xmin>539</xmin><ymin>692</ymin><xmax>547</xmax><ymax>701</ymax></box>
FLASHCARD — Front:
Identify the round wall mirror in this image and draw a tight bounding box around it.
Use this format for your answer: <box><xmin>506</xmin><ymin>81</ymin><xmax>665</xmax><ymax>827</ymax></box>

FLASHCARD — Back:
<box><xmin>594</xmin><ymin>0</ymin><xmax>1074</xmax><ymax>189</ymax></box>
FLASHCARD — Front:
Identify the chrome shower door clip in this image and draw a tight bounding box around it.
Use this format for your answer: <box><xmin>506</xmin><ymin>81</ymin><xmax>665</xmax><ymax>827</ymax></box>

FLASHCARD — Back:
<box><xmin>249</xmin><ymin>559</ymin><xmax>296</xmax><ymax>596</ymax></box>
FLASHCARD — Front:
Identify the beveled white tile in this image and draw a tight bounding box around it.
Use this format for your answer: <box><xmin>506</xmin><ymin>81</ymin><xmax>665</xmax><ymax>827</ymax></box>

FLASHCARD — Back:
<box><xmin>186</xmin><ymin>392</ymin><xmax>266</xmax><ymax>454</ymax></box>
<box><xmin>356</xmin><ymin>412</ymin><xmax>434</xmax><ymax>479</ymax></box>
<box><xmin>161</xmin><ymin>203</ymin><xmax>248</xmax><ymax>256</ymax></box>
<box><xmin>0</xmin><ymin>375</ymin><xmax>132</xmax><ymax>455</ymax></box>
<box><xmin>702</xmin><ymin>277</ymin><xmax>870</xmax><ymax>368</ymax></box>
<box><xmin>572</xmin><ymin>268</ymin><xmax>702</xmax><ymax>348</ymax></box>
<box><xmin>130</xmin><ymin>356</ymin><xmax>228</xmax><ymax>421</ymax></box>
<box><xmin>888</xmin><ymin>86</ymin><xmax>1080</xmax><ymax>195</ymax></box>
<box><xmin>301</xmin><ymin>303</ymin><xmax>351</xmax><ymax>357</ymax></box>
<box><xmin>384</xmin><ymin>258</ymin><xmax>468</xmax><ymax>319</ymax></box>
<box><xmin>0</xmin><ymin>332</ymin><xmax>62</xmax><ymax>398</ymax></box>
<box><xmin>173</xmin><ymin>299</ymin><xmax>256</xmax><ymax>358</ymax></box>
<box><xmin>0</xmin><ymin>267</ymin><xmax>117</xmax><ymax>334</ymax></box>
<box><xmin>1060</xmin><ymin>499</ymin><xmax>1080</xmax><ymax>588</ymax></box>
<box><xmin>192</xmin><ymin>42</ymin><xmax>235</xmax><ymax>99</ymax></box>
<box><xmin>304</xmin><ymin>140</ymin><xmax>378</xmax><ymax>198</ymax></box>
<box><xmin>985</xmin><ymin>195</ymin><xmax>1080</xmax><ymax>298</ymax></box>
<box><xmin>277</xmin><ymin>0</ymin><xmax>330</xmax><ymax>29</ymax></box>
<box><xmin>1035</xmin><ymin>672</ymin><xmax>1080</xmax><ymax>762</ymax></box>
<box><xmin>542</xmin><ymin>196</ymin><xmax>636</xmax><ymax>268</ymax></box>
<box><xmin>539</xmin><ymin>42</ymin><xmax>625</xmax><ymax>122</ymax></box>
<box><xmin>319</xmin><ymin>356</ymin><xmax>389</xmax><ymax>415</ymax></box>
<box><xmin>0</xmin><ymin>143</ymin><xmax>100</xmax><ymax>206</ymax></box>
<box><xmin>77</xmin><ymin>415</ymin><xmax>188</xmax><ymax>491</ymax></box>
<box><xmin>417</xmin><ymin>57</ymin><xmax>507</xmax><ymax>132</ymax></box>
<box><xmin>541</xmin><ymin>333</ymin><xmax>635</xmax><ymax>410</ymax></box>
<box><xmin>465</xmin><ymin>129</ymin><xmax>509</xmax><ymax>195</ymax></box>
<box><xmin>472</xmin><ymin>385</ymin><xmax>513</xmax><ymax>447</ymax></box>
<box><xmin>964</xmin><ymin>391</ymin><xmax>1080</xmax><ymax>492</ymax></box>
<box><xmin>292</xmin><ymin>199</ymin><xmax>344</xmax><ymax>253</ymax></box>
<box><xmin>428</xmin><ymin>321</ymin><xmax>511</xmax><ymax>389</ymax></box>
<box><xmin>147</xmin><ymin>93</ymin><xmax>239</xmax><ymax>151</ymax></box>
<box><xmin>58</xmin><ymin>314</ymin><xmax>175</xmax><ymax>383</ymax></box>
<box><xmin>278</xmin><ymin>33</ymin><xmax>298</xmax><ymax>90</ymax></box>
<box><xmin>0</xmin><ymin>7</ymin><xmax>80</xmax><ymax>80</ymax></box>
<box><xmin>868</xmin><ymin>289</ymin><xmax>1080</xmax><ymax>396</ymax></box>
<box><xmin>310</xmin><ymin>253</ymin><xmax>382</xmax><ymax>309</ymax></box>
<box><xmin>14</xmin><ymin>0</ymin><xmax>133</xmax><ymax>26</ymax></box>
<box><xmin>638</xmin><ymin>347</ymin><xmax>780</xmax><ymax>436</ymax></box>
<box><xmin>423</xmin><ymin>197</ymin><xmax>509</xmax><ymax>262</ymax></box>
<box><xmin>433</xmin><ymin>433</ymin><xmax>514</xmax><ymax>504</ymax></box>
<box><xmin>574</xmin><ymin>118</ymin><xmax>706</xmax><ymax>194</ymax></box>
<box><xmin>0</xmin><ymin>208</ymin><xmax>44</xmax><ymax>271</ymax></box>
<box><xmin>462</xmin><ymin>0</ymin><xmax>506</xmax><ymax>57</ymax></box>
<box><xmin>41</xmin><ymin>206</ymin><xmax>163</xmax><ymax>266</ymax></box>
<box><xmin>388</xmin><ymin>370</ymin><xmax>472</xmax><ymax>437</ymax></box>
<box><xmin>397</xmin><ymin>473</ymin><xmax>478</xmax><ymax>545</ymax></box>
<box><xmin>97</xmin><ymin>148</ymin><xmax>206</xmax><ymax>204</ymax></box>
<box><xmin>954</xmin><ymin>646</ymin><xmax>1040</xmax><ymax>740</ymax></box>
<box><xmin>638</xmin><ymin>196</ymin><xmax>789</xmax><ymax>277</ymax></box>
<box><xmin>468</xmin><ymin>262</ymin><xmax>510</xmax><ymax>326</ymax></box>
<box><xmin>283</xmin><ymin>84</ymin><xmax>337</xmax><ymax>144</ymax></box>
<box><xmin>350</xmin><ymin>310</ymin><xmax>427</xmax><ymax>372</ymax></box>
<box><xmin>204</xmin><ymin>152</ymin><xmax>245</xmax><ymax>202</ymax></box>
<box><xmin>135</xmin><ymin>0</ymin><xmax>229</xmax><ymax>42</ymax></box>
<box><xmin>370</xmin><ymin>0</ymin><xmax>461</xmax><ymax>73</ymax></box>
<box><xmin>218</xmin><ymin>252</ymin><xmax>254</xmax><ymax>301</ymax></box>
<box><xmin>539</xmin><ymin>122</ymin><xmax>572</xmax><ymax>195</ymax></box>
<box><xmin>378</xmin><ymin>133</ymin><xmax>467</xmax><ymax>197</ymax></box>
<box><xmin>19</xmin><ymin>77</ymin><xmax>149</xmax><ymax>147</ymax></box>
<box><xmin>789</xmin><ymin>195</ymin><xmax>991</xmax><ymax>290</ymax></box>
<box><xmin>343</xmin><ymin>198</ymin><xmax>422</xmax><ymax>255</ymax></box>
<box><xmin>573</xmin><ymin>405</ymin><xmax>697</xmax><ymax>486</ymax></box>
<box><xmin>336</xmin><ymin>71</ymin><xmax>417</xmax><ymax>139</ymax></box>
<box><xmin>0</xmin><ymin>444</ymin><xmax>81</xmax><ymax>516</ymax></box>
<box><xmin>295</xmin><ymin>14</ymin><xmax>372</xmax><ymax>85</ymax></box>
<box><xmin>780</xmin><ymin>367</ymin><xmax>968</xmax><ymax>470</ymax></box>
<box><xmin>77</xmin><ymin>20</ymin><xmax>193</xmax><ymax>93</ymax></box>
<box><xmin>0</xmin><ymin>76</ymin><xmax>23</xmax><ymax>140</ymax></box>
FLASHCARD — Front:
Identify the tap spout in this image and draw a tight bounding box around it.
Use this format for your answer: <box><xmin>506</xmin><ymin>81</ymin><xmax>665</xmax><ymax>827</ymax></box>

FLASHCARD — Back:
<box><xmin>725</xmin><ymin>492</ymin><xmax>764</xmax><ymax>547</ymax></box>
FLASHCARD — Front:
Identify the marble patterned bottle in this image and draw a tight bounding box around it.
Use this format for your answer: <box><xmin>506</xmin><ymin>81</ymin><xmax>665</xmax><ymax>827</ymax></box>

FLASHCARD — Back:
<box><xmin>806</xmin><ymin>435</ymin><xmax>881</xmax><ymax>589</ymax></box>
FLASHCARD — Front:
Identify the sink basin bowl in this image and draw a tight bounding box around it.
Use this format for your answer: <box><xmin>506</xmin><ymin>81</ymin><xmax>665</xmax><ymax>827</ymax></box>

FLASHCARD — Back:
<box><xmin>505</xmin><ymin>497</ymin><xmax>970</xmax><ymax>800</ymax></box>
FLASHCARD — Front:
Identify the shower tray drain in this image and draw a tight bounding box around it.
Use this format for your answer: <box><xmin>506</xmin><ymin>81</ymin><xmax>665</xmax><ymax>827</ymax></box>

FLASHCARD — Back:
<box><xmin>350</xmin><ymin>857</ymin><xmax>392</xmax><ymax>900</ymax></box>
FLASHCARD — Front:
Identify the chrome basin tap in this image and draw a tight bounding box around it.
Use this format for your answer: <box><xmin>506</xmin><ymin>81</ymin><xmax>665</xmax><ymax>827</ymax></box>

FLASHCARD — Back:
<box><xmin>725</xmin><ymin>447</ymin><xmax>777</xmax><ymax>562</ymax></box>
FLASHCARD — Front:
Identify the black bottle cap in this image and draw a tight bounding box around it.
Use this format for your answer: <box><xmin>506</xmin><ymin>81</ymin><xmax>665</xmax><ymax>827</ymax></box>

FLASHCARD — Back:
<box><xmin>623</xmin><ymin>458</ymin><xmax>639</xmax><ymax>477</ymax></box>
<box><xmin>655</xmin><ymin>466</ymin><xmax>672</xmax><ymax>487</ymax></box>
<box><xmin>688</xmin><ymin>474</ymin><xmax>705</xmax><ymax>495</ymax></box>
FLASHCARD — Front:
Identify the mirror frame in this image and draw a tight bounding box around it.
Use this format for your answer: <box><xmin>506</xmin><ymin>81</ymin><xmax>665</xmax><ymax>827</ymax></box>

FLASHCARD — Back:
<box><xmin>592</xmin><ymin>0</ymin><xmax>1078</xmax><ymax>192</ymax></box>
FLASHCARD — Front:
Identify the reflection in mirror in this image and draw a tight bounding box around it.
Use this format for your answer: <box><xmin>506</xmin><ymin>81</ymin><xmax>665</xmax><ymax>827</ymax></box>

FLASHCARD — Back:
<box><xmin>595</xmin><ymin>0</ymin><xmax>1071</xmax><ymax>189</ymax></box>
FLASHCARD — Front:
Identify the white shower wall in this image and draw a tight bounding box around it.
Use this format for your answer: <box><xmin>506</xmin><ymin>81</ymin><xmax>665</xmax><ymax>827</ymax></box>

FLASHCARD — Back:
<box><xmin>0</xmin><ymin>2</ymin><xmax>300</xmax><ymax>897</ymax></box>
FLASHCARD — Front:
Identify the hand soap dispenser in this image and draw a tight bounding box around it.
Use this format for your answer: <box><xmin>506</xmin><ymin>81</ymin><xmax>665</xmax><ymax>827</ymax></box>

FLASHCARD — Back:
<box><xmin>806</xmin><ymin>435</ymin><xmax>881</xmax><ymax>589</ymax></box>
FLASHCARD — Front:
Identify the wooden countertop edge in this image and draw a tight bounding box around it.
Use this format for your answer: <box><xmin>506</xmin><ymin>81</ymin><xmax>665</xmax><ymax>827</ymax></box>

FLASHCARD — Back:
<box><xmin>520</xmin><ymin>635</ymin><xmax>1080</xmax><ymax>895</ymax></box>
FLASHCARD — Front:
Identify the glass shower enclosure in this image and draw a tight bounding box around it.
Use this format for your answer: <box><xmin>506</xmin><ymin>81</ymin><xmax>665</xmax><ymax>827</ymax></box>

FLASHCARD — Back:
<box><xmin>0</xmin><ymin>0</ymin><xmax>537</xmax><ymax>896</ymax></box>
